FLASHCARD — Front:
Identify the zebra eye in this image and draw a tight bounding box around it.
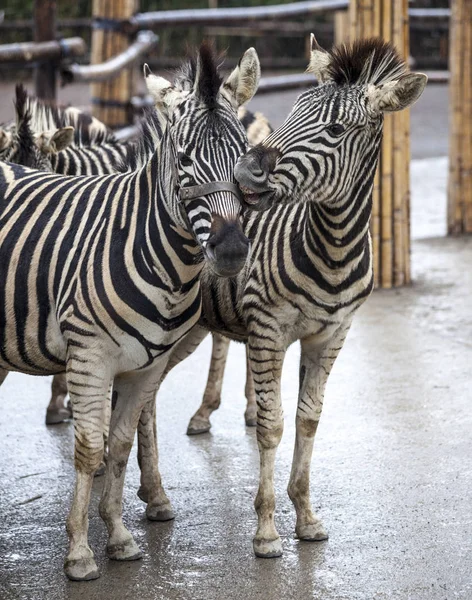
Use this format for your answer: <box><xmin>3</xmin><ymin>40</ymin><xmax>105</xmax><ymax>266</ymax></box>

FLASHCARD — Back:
<box><xmin>327</xmin><ymin>123</ymin><xmax>345</xmax><ymax>136</ymax></box>
<box><xmin>178</xmin><ymin>152</ymin><xmax>193</xmax><ymax>166</ymax></box>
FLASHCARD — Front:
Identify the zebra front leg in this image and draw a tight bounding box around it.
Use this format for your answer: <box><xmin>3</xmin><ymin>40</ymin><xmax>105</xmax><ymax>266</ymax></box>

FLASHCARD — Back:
<box><xmin>288</xmin><ymin>325</ymin><xmax>351</xmax><ymax>542</ymax></box>
<box><xmin>45</xmin><ymin>373</ymin><xmax>71</xmax><ymax>424</ymax></box>
<box><xmin>99</xmin><ymin>370</ymin><xmax>162</xmax><ymax>562</ymax></box>
<box><xmin>244</xmin><ymin>346</ymin><xmax>257</xmax><ymax>426</ymax></box>
<box><xmin>248</xmin><ymin>338</ymin><xmax>285</xmax><ymax>558</ymax></box>
<box><xmin>187</xmin><ymin>332</ymin><xmax>229</xmax><ymax>435</ymax></box>
<box><xmin>137</xmin><ymin>397</ymin><xmax>174</xmax><ymax>521</ymax></box>
<box><xmin>64</xmin><ymin>358</ymin><xmax>111</xmax><ymax>581</ymax></box>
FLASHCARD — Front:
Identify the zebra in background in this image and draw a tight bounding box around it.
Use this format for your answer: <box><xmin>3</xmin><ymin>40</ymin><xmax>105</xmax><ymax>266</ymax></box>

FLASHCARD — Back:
<box><xmin>0</xmin><ymin>87</ymin><xmax>131</xmax><ymax>176</ymax></box>
<box><xmin>135</xmin><ymin>37</ymin><xmax>427</xmax><ymax>558</ymax></box>
<box><xmin>0</xmin><ymin>43</ymin><xmax>260</xmax><ymax>581</ymax></box>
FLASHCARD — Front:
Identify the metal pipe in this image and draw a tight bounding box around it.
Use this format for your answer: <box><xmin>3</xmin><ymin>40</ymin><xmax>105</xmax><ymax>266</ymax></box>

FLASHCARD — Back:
<box><xmin>0</xmin><ymin>37</ymin><xmax>86</xmax><ymax>64</ymax></box>
<box><xmin>61</xmin><ymin>31</ymin><xmax>158</xmax><ymax>84</ymax></box>
<box><xmin>130</xmin><ymin>0</ymin><xmax>349</xmax><ymax>30</ymax></box>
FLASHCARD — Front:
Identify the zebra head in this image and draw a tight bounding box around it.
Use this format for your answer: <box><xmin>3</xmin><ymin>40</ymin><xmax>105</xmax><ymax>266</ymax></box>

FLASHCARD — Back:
<box><xmin>145</xmin><ymin>43</ymin><xmax>260</xmax><ymax>277</ymax></box>
<box><xmin>235</xmin><ymin>37</ymin><xmax>427</xmax><ymax>211</ymax></box>
<box><xmin>0</xmin><ymin>85</ymin><xmax>74</xmax><ymax>171</ymax></box>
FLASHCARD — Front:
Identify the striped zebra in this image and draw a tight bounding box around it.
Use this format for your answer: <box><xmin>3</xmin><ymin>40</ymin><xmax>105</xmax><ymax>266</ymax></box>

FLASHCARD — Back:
<box><xmin>0</xmin><ymin>44</ymin><xmax>260</xmax><ymax>581</ymax></box>
<box><xmin>0</xmin><ymin>85</ymin><xmax>272</xmax><ymax>426</ymax></box>
<box><xmin>0</xmin><ymin>88</ymin><xmax>130</xmax><ymax>176</ymax></box>
<box><xmin>135</xmin><ymin>37</ymin><xmax>427</xmax><ymax>558</ymax></box>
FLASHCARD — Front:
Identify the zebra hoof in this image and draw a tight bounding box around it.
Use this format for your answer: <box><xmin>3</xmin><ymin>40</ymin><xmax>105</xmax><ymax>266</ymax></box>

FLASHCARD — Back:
<box><xmin>45</xmin><ymin>407</ymin><xmax>72</xmax><ymax>425</ymax></box>
<box><xmin>137</xmin><ymin>486</ymin><xmax>149</xmax><ymax>503</ymax></box>
<box><xmin>245</xmin><ymin>415</ymin><xmax>257</xmax><ymax>427</ymax></box>
<box><xmin>296</xmin><ymin>522</ymin><xmax>328</xmax><ymax>541</ymax></box>
<box><xmin>186</xmin><ymin>417</ymin><xmax>211</xmax><ymax>435</ymax></box>
<box><xmin>146</xmin><ymin>502</ymin><xmax>175</xmax><ymax>522</ymax></box>
<box><xmin>64</xmin><ymin>557</ymin><xmax>100</xmax><ymax>581</ymax></box>
<box><xmin>107</xmin><ymin>538</ymin><xmax>142</xmax><ymax>561</ymax></box>
<box><xmin>253</xmin><ymin>536</ymin><xmax>283</xmax><ymax>558</ymax></box>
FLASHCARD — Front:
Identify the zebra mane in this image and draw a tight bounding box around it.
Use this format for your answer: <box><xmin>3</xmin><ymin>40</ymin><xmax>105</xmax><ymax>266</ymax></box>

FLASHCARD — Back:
<box><xmin>117</xmin><ymin>107</ymin><xmax>162</xmax><ymax>172</ymax></box>
<box><xmin>327</xmin><ymin>38</ymin><xmax>407</xmax><ymax>87</ymax></box>
<box><xmin>174</xmin><ymin>42</ymin><xmax>223</xmax><ymax>108</ymax></box>
<box><xmin>13</xmin><ymin>84</ymin><xmax>39</xmax><ymax>168</ymax></box>
<box><xmin>15</xmin><ymin>84</ymin><xmax>116</xmax><ymax>147</ymax></box>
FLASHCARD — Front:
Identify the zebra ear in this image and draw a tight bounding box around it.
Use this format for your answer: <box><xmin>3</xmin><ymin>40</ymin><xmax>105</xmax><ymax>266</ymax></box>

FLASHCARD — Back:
<box><xmin>222</xmin><ymin>48</ymin><xmax>260</xmax><ymax>108</ymax></box>
<box><xmin>0</xmin><ymin>128</ymin><xmax>12</xmax><ymax>150</ymax></box>
<box><xmin>144</xmin><ymin>63</ymin><xmax>182</xmax><ymax>115</ymax></box>
<box><xmin>307</xmin><ymin>33</ymin><xmax>331</xmax><ymax>83</ymax></box>
<box><xmin>37</xmin><ymin>127</ymin><xmax>75</xmax><ymax>154</ymax></box>
<box><xmin>366</xmin><ymin>72</ymin><xmax>428</xmax><ymax>113</ymax></box>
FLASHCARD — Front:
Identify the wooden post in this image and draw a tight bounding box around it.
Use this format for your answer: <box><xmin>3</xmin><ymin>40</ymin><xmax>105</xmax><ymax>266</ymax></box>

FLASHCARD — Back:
<box><xmin>334</xmin><ymin>10</ymin><xmax>350</xmax><ymax>45</ymax></box>
<box><xmin>349</xmin><ymin>0</ymin><xmax>411</xmax><ymax>288</ymax></box>
<box><xmin>448</xmin><ymin>0</ymin><xmax>472</xmax><ymax>234</ymax></box>
<box><xmin>34</xmin><ymin>0</ymin><xmax>57</xmax><ymax>101</ymax></box>
<box><xmin>90</xmin><ymin>0</ymin><xmax>138</xmax><ymax>128</ymax></box>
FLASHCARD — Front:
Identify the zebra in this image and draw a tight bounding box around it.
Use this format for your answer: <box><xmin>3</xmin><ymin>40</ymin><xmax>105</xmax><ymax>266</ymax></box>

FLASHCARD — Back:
<box><xmin>0</xmin><ymin>43</ymin><xmax>260</xmax><ymax>581</ymax></box>
<box><xmin>0</xmin><ymin>88</ymin><xmax>131</xmax><ymax>176</ymax></box>
<box><xmin>134</xmin><ymin>37</ymin><xmax>427</xmax><ymax>559</ymax></box>
<box><xmin>0</xmin><ymin>85</ymin><xmax>273</xmax><ymax>426</ymax></box>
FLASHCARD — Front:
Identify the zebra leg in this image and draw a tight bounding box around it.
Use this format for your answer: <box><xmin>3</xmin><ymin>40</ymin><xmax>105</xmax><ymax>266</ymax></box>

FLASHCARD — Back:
<box><xmin>137</xmin><ymin>398</ymin><xmax>174</xmax><ymax>521</ymax></box>
<box><xmin>45</xmin><ymin>373</ymin><xmax>72</xmax><ymax>424</ymax></box>
<box><xmin>244</xmin><ymin>347</ymin><xmax>257</xmax><ymax>427</ymax></box>
<box><xmin>64</xmin><ymin>360</ymin><xmax>111</xmax><ymax>581</ymax></box>
<box><xmin>187</xmin><ymin>332</ymin><xmax>230</xmax><ymax>435</ymax></box>
<box><xmin>288</xmin><ymin>326</ymin><xmax>350</xmax><ymax>542</ymax></box>
<box><xmin>95</xmin><ymin>383</ymin><xmax>113</xmax><ymax>478</ymax></box>
<box><xmin>99</xmin><ymin>370</ymin><xmax>161</xmax><ymax>562</ymax></box>
<box><xmin>248</xmin><ymin>339</ymin><xmax>285</xmax><ymax>558</ymax></box>
<box><xmin>137</xmin><ymin>325</ymin><xmax>208</xmax><ymax>512</ymax></box>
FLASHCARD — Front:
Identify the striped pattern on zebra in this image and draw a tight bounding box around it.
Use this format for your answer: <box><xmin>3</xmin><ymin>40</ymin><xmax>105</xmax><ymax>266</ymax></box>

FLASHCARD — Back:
<box><xmin>0</xmin><ymin>43</ymin><xmax>260</xmax><ymax>581</ymax></box>
<box><xmin>135</xmin><ymin>37</ymin><xmax>427</xmax><ymax>559</ymax></box>
<box><xmin>0</xmin><ymin>85</ymin><xmax>74</xmax><ymax>171</ymax></box>
<box><xmin>0</xmin><ymin>86</ymin><xmax>273</xmax><ymax>426</ymax></box>
<box><xmin>0</xmin><ymin>86</ymin><xmax>131</xmax><ymax>176</ymax></box>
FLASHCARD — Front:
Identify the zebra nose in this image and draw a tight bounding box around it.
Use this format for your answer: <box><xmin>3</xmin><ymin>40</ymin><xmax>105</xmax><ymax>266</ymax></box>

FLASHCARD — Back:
<box><xmin>206</xmin><ymin>222</ymin><xmax>250</xmax><ymax>277</ymax></box>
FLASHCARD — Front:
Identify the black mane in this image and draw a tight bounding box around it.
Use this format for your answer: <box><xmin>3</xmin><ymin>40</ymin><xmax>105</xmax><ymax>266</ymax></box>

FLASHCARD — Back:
<box><xmin>14</xmin><ymin>84</ymin><xmax>38</xmax><ymax>168</ymax></box>
<box><xmin>327</xmin><ymin>38</ymin><xmax>406</xmax><ymax>86</ymax></box>
<box><xmin>175</xmin><ymin>42</ymin><xmax>223</xmax><ymax>109</ymax></box>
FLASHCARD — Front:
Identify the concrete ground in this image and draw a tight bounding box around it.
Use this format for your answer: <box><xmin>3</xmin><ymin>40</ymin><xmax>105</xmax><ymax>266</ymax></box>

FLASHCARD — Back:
<box><xmin>0</xmin><ymin>81</ymin><xmax>471</xmax><ymax>599</ymax></box>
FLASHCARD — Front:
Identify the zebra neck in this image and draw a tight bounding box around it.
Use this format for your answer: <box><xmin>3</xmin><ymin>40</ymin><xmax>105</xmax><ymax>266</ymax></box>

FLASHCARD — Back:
<box><xmin>134</xmin><ymin>151</ymin><xmax>202</xmax><ymax>288</ymax></box>
<box><xmin>305</xmin><ymin>184</ymin><xmax>373</xmax><ymax>269</ymax></box>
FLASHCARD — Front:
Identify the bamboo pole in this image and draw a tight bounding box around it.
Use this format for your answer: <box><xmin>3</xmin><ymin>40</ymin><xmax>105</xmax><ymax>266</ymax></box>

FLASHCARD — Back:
<box><xmin>448</xmin><ymin>0</ymin><xmax>472</xmax><ymax>234</ymax></box>
<box><xmin>334</xmin><ymin>10</ymin><xmax>350</xmax><ymax>45</ymax></box>
<box><xmin>349</xmin><ymin>0</ymin><xmax>411</xmax><ymax>288</ymax></box>
<box><xmin>90</xmin><ymin>0</ymin><xmax>138</xmax><ymax>128</ymax></box>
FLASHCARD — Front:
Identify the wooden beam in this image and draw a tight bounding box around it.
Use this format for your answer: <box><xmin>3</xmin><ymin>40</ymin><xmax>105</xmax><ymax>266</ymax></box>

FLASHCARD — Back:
<box><xmin>33</xmin><ymin>0</ymin><xmax>57</xmax><ymax>101</ymax></box>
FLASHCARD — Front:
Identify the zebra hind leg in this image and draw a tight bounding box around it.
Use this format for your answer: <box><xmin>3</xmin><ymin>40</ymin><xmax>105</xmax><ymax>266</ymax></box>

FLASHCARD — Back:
<box><xmin>187</xmin><ymin>332</ymin><xmax>229</xmax><ymax>435</ymax></box>
<box><xmin>137</xmin><ymin>397</ymin><xmax>174</xmax><ymax>521</ymax></box>
<box><xmin>45</xmin><ymin>373</ymin><xmax>72</xmax><ymax>424</ymax></box>
<box><xmin>287</xmin><ymin>326</ymin><xmax>350</xmax><ymax>543</ymax></box>
<box><xmin>99</xmin><ymin>370</ymin><xmax>163</xmax><ymax>562</ymax></box>
<box><xmin>64</xmin><ymin>359</ymin><xmax>111</xmax><ymax>581</ymax></box>
<box><xmin>244</xmin><ymin>347</ymin><xmax>257</xmax><ymax>426</ymax></box>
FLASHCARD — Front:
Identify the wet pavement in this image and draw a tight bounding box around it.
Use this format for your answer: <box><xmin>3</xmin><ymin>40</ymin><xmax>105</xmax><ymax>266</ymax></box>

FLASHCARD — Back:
<box><xmin>1</xmin><ymin>233</ymin><xmax>471</xmax><ymax>600</ymax></box>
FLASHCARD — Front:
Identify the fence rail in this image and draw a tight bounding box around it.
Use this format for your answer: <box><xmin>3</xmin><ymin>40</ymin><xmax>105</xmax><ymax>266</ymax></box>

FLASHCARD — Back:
<box><xmin>0</xmin><ymin>37</ymin><xmax>86</xmax><ymax>63</ymax></box>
